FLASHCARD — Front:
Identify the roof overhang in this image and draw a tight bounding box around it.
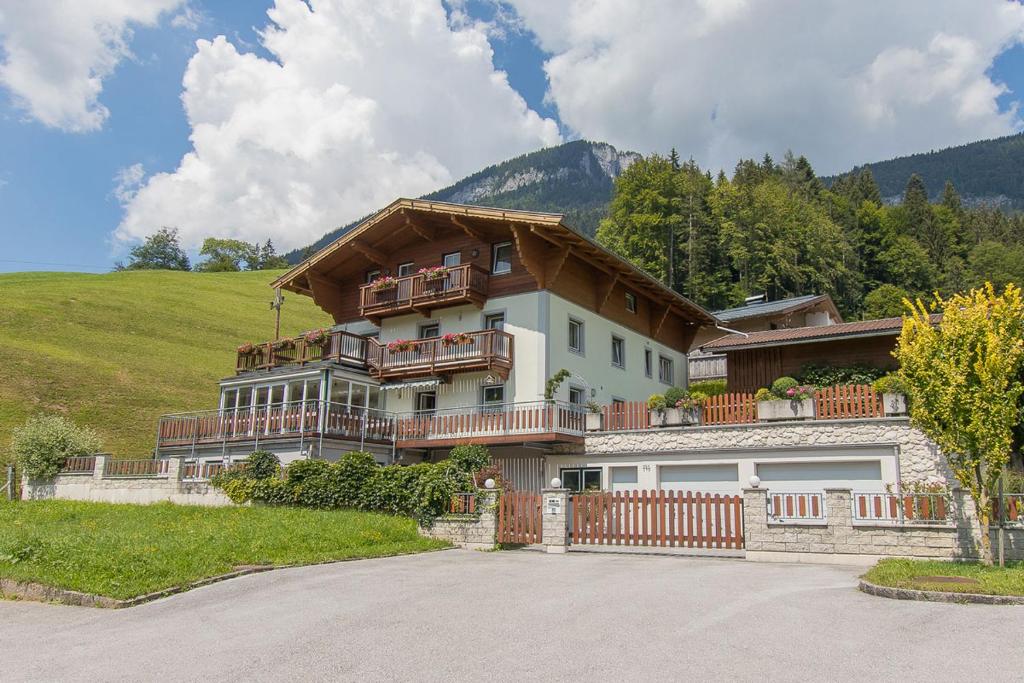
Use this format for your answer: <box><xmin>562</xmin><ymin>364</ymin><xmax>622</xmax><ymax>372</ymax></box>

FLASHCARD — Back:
<box><xmin>703</xmin><ymin>328</ymin><xmax>901</xmax><ymax>353</ymax></box>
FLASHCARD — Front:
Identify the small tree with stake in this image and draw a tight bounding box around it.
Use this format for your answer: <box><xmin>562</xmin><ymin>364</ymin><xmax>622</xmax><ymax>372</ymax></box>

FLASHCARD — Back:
<box><xmin>895</xmin><ymin>283</ymin><xmax>1024</xmax><ymax>564</ymax></box>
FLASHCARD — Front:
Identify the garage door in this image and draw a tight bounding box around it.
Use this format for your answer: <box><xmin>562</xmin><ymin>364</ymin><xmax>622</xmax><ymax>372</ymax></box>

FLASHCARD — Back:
<box><xmin>659</xmin><ymin>464</ymin><xmax>739</xmax><ymax>494</ymax></box>
<box><xmin>756</xmin><ymin>461</ymin><xmax>882</xmax><ymax>492</ymax></box>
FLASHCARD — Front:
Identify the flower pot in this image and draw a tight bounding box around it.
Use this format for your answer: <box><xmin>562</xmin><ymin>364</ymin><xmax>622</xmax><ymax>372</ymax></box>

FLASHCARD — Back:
<box><xmin>662</xmin><ymin>407</ymin><xmax>683</xmax><ymax>426</ymax></box>
<box><xmin>585</xmin><ymin>413</ymin><xmax>603</xmax><ymax>432</ymax></box>
<box><xmin>649</xmin><ymin>409</ymin><xmax>664</xmax><ymax>426</ymax></box>
<box><xmin>679</xmin><ymin>407</ymin><xmax>701</xmax><ymax>426</ymax></box>
<box><xmin>757</xmin><ymin>398</ymin><xmax>815</xmax><ymax>421</ymax></box>
<box><xmin>882</xmin><ymin>393</ymin><xmax>907</xmax><ymax>416</ymax></box>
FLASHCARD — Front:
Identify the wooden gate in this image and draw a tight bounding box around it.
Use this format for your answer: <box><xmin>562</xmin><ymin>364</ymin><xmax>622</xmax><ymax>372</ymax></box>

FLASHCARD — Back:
<box><xmin>498</xmin><ymin>491</ymin><xmax>542</xmax><ymax>544</ymax></box>
<box><xmin>571</xmin><ymin>490</ymin><xmax>743</xmax><ymax>550</ymax></box>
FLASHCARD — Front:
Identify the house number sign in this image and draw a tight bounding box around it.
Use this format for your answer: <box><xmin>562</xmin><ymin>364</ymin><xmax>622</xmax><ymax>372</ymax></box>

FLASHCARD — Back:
<box><xmin>545</xmin><ymin>496</ymin><xmax>562</xmax><ymax>514</ymax></box>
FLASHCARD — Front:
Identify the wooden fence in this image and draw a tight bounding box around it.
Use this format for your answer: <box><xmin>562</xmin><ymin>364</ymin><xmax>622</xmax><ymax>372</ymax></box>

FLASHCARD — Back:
<box><xmin>768</xmin><ymin>492</ymin><xmax>825</xmax><ymax>521</ymax></box>
<box><xmin>601</xmin><ymin>401</ymin><xmax>649</xmax><ymax>431</ymax></box>
<box><xmin>571</xmin><ymin>490</ymin><xmax>743</xmax><ymax>549</ymax></box>
<box><xmin>103</xmin><ymin>459</ymin><xmax>170</xmax><ymax>478</ymax></box>
<box><xmin>852</xmin><ymin>492</ymin><xmax>950</xmax><ymax>524</ymax></box>
<box><xmin>702</xmin><ymin>393</ymin><xmax>757</xmax><ymax>425</ymax></box>
<box><xmin>814</xmin><ymin>385</ymin><xmax>883</xmax><ymax>420</ymax></box>
<box><xmin>449</xmin><ymin>493</ymin><xmax>477</xmax><ymax>515</ymax></box>
<box><xmin>61</xmin><ymin>455</ymin><xmax>98</xmax><ymax>474</ymax></box>
<box><xmin>497</xmin><ymin>491</ymin><xmax>542</xmax><ymax>544</ymax></box>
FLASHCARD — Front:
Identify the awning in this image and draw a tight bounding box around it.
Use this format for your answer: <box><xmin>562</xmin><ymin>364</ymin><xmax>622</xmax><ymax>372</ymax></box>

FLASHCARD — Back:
<box><xmin>379</xmin><ymin>378</ymin><xmax>442</xmax><ymax>392</ymax></box>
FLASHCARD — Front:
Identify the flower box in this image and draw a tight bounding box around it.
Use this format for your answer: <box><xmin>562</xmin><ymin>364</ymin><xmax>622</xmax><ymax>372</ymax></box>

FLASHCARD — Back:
<box><xmin>236</xmin><ymin>342</ymin><xmax>257</xmax><ymax>355</ymax></box>
<box><xmin>882</xmin><ymin>393</ymin><xmax>907</xmax><ymax>416</ymax></box>
<box><xmin>441</xmin><ymin>332</ymin><xmax>472</xmax><ymax>346</ymax></box>
<box><xmin>418</xmin><ymin>266</ymin><xmax>449</xmax><ymax>282</ymax></box>
<box><xmin>678</xmin><ymin>407</ymin><xmax>701</xmax><ymax>426</ymax></box>
<box><xmin>303</xmin><ymin>328</ymin><xmax>328</xmax><ymax>346</ymax></box>
<box><xmin>370</xmin><ymin>276</ymin><xmax>398</xmax><ymax>292</ymax></box>
<box><xmin>585</xmin><ymin>413</ymin><xmax>603</xmax><ymax>432</ymax></box>
<box><xmin>387</xmin><ymin>339</ymin><xmax>415</xmax><ymax>353</ymax></box>
<box><xmin>757</xmin><ymin>398</ymin><xmax>815</xmax><ymax>421</ymax></box>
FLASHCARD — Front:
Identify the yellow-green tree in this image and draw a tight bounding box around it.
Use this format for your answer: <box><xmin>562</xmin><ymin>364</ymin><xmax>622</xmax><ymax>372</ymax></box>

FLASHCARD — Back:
<box><xmin>895</xmin><ymin>283</ymin><xmax>1024</xmax><ymax>563</ymax></box>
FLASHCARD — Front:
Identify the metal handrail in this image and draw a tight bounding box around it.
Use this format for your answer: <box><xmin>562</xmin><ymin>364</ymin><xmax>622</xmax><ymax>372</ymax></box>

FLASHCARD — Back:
<box><xmin>852</xmin><ymin>491</ymin><xmax>951</xmax><ymax>525</ymax></box>
<box><xmin>766</xmin><ymin>492</ymin><xmax>826</xmax><ymax>521</ymax></box>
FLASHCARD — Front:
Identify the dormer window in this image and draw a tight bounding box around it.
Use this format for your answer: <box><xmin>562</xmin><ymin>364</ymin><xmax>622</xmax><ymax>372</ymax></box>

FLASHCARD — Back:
<box><xmin>492</xmin><ymin>242</ymin><xmax>513</xmax><ymax>275</ymax></box>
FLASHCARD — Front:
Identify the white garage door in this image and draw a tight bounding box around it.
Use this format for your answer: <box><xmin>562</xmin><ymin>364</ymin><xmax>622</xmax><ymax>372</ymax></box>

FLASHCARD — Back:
<box><xmin>756</xmin><ymin>461</ymin><xmax>882</xmax><ymax>492</ymax></box>
<box><xmin>659</xmin><ymin>464</ymin><xmax>739</xmax><ymax>494</ymax></box>
<box><xmin>610</xmin><ymin>466</ymin><xmax>639</xmax><ymax>492</ymax></box>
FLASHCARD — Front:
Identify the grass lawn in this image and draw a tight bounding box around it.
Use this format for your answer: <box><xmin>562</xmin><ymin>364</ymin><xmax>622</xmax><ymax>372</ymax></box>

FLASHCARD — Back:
<box><xmin>863</xmin><ymin>557</ymin><xmax>1024</xmax><ymax>596</ymax></box>
<box><xmin>0</xmin><ymin>500</ymin><xmax>448</xmax><ymax>600</ymax></box>
<box><xmin>0</xmin><ymin>269</ymin><xmax>330</xmax><ymax>465</ymax></box>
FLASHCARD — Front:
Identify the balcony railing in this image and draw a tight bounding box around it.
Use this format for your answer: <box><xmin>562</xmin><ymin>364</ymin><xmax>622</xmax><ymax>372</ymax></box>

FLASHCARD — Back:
<box><xmin>156</xmin><ymin>400</ymin><xmax>585</xmax><ymax>453</ymax></box>
<box><xmin>237</xmin><ymin>330</ymin><xmax>369</xmax><ymax>373</ymax></box>
<box><xmin>366</xmin><ymin>329</ymin><xmax>513</xmax><ymax>380</ymax></box>
<box><xmin>359</xmin><ymin>264</ymin><xmax>489</xmax><ymax>319</ymax></box>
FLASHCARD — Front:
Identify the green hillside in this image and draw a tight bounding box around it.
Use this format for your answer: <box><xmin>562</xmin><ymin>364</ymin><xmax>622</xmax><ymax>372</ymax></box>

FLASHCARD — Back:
<box><xmin>0</xmin><ymin>270</ymin><xmax>330</xmax><ymax>463</ymax></box>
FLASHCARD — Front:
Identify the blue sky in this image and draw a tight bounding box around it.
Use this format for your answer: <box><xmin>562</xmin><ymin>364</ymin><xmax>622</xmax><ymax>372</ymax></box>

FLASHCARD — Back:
<box><xmin>1</xmin><ymin>0</ymin><xmax>1023</xmax><ymax>273</ymax></box>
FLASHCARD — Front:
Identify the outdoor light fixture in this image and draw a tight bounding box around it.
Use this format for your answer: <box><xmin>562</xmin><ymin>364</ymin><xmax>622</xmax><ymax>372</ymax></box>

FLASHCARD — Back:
<box><xmin>484</xmin><ymin>478</ymin><xmax>496</xmax><ymax>489</ymax></box>
<box><xmin>550</xmin><ymin>477</ymin><xmax>561</xmax><ymax>488</ymax></box>
<box><xmin>748</xmin><ymin>475</ymin><xmax>761</xmax><ymax>488</ymax></box>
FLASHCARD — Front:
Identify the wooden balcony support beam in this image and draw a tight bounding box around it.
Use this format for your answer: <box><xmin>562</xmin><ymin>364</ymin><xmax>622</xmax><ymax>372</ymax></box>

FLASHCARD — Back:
<box><xmin>510</xmin><ymin>223</ymin><xmax>549</xmax><ymax>289</ymax></box>
<box><xmin>595</xmin><ymin>273</ymin><xmax>619</xmax><ymax>312</ymax></box>
<box><xmin>351</xmin><ymin>239</ymin><xmax>389</xmax><ymax>267</ymax></box>
<box><xmin>451</xmin><ymin>216</ymin><xmax>484</xmax><ymax>241</ymax></box>
<box><xmin>307</xmin><ymin>271</ymin><xmax>347</xmax><ymax>322</ymax></box>
<box><xmin>404</xmin><ymin>212</ymin><xmax>436</xmax><ymax>241</ymax></box>
<box><xmin>651</xmin><ymin>304</ymin><xmax>671</xmax><ymax>339</ymax></box>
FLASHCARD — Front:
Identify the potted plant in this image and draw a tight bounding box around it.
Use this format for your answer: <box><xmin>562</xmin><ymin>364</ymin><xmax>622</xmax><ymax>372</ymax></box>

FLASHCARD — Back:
<box><xmin>441</xmin><ymin>332</ymin><xmax>471</xmax><ymax>346</ymax></box>
<box><xmin>271</xmin><ymin>337</ymin><xmax>295</xmax><ymax>352</ymax></box>
<box><xmin>647</xmin><ymin>393</ymin><xmax>668</xmax><ymax>426</ymax></box>
<box><xmin>872</xmin><ymin>374</ymin><xmax>908</xmax><ymax>416</ymax></box>
<box><xmin>756</xmin><ymin>377</ymin><xmax>816</xmax><ymax>421</ymax></box>
<box><xmin>387</xmin><ymin>338</ymin><xmax>415</xmax><ymax>353</ymax></box>
<box><xmin>418</xmin><ymin>265</ymin><xmax>449</xmax><ymax>282</ymax></box>
<box><xmin>675</xmin><ymin>391</ymin><xmax>706</xmax><ymax>426</ymax></box>
<box><xmin>236</xmin><ymin>342</ymin><xmax>257</xmax><ymax>355</ymax></box>
<box><xmin>584</xmin><ymin>401</ymin><xmax>603</xmax><ymax>431</ymax></box>
<box><xmin>303</xmin><ymin>328</ymin><xmax>328</xmax><ymax>346</ymax></box>
<box><xmin>370</xmin><ymin>275</ymin><xmax>398</xmax><ymax>297</ymax></box>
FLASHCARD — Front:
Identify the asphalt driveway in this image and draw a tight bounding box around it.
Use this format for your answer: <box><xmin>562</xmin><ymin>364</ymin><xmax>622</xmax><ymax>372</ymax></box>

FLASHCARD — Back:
<box><xmin>1</xmin><ymin>550</ymin><xmax>1021</xmax><ymax>681</ymax></box>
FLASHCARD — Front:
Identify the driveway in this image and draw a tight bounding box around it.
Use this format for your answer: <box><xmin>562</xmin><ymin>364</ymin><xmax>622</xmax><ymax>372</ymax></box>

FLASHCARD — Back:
<box><xmin>1</xmin><ymin>550</ymin><xmax>1021</xmax><ymax>681</ymax></box>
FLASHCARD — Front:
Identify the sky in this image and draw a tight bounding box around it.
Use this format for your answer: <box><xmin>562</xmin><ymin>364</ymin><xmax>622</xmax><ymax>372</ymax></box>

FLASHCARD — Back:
<box><xmin>1</xmin><ymin>0</ymin><xmax>1024</xmax><ymax>274</ymax></box>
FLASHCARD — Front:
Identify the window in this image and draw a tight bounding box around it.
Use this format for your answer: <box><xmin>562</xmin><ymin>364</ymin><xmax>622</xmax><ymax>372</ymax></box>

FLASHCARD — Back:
<box><xmin>442</xmin><ymin>252</ymin><xmax>461</xmax><ymax>268</ymax></box>
<box><xmin>625</xmin><ymin>292</ymin><xmax>637</xmax><ymax>313</ymax></box>
<box><xmin>560</xmin><ymin>467</ymin><xmax>601</xmax><ymax>492</ymax></box>
<box><xmin>658</xmin><ymin>355</ymin><xmax>674</xmax><ymax>385</ymax></box>
<box><xmin>568</xmin><ymin>386</ymin><xmax>585</xmax><ymax>406</ymax></box>
<box><xmin>416</xmin><ymin>392</ymin><xmax>436</xmax><ymax>414</ymax></box>
<box><xmin>365</xmin><ymin>269</ymin><xmax>381</xmax><ymax>284</ymax></box>
<box><xmin>484</xmin><ymin>312</ymin><xmax>505</xmax><ymax>330</ymax></box>
<box><xmin>568</xmin><ymin>317</ymin><xmax>584</xmax><ymax>354</ymax></box>
<box><xmin>644</xmin><ymin>348</ymin><xmax>653</xmax><ymax>378</ymax></box>
<box><xmin>419</xmin><ymin>323</ymin><xmax>439</xmax><ymax>339</ymax></box>
<box><xmin>397</xmin><ymin>262</ymin><xmax>414</xmax><ymax>277</ymax></box>
<box><xmin>221</xmin><ymin>388</ymin><xmax>238</xmax><ymax>411</ymax></box>
<box><xmin>482</xmin><ymin>384</ymin><xmax>505</xmax><ymax>405</ymax></box>
<box><xmin>611</xmin><ymin>335</ymin><xmax>625</xmax><ymax>368</ymax></box>
<box><xmin>492</xmin><ymin>241</ymin><xmax>512</xmax><ymax>274</ymax></box>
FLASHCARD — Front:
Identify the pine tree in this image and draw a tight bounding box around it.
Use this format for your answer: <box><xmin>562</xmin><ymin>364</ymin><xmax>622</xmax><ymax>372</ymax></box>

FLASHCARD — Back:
<box><xmin>668</xmin><ymin>147</ymin><xmax>681</xmax><ymax>171</ymax></box>
<box><xmin>856</xmin><ymin>169</ymin><xmax>882</xmax><ymax>205</ymax></box>
<box><xmin>941</xmin><ymin>180</ymin><xmax>963</xmax><ymax>215</ymax></box>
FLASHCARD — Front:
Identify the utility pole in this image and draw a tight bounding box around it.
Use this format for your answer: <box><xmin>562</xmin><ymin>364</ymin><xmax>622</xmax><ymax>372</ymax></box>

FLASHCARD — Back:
<box><xmin>667</xmin><ymin>223</ymin><xmax>675</xmax><ymax>290</ymax></box>
<box><xmin>270</xmin><ymin>288</ymin><xmax>284</xmax><ymax>340</ymax></box>
<box><xmin>687</xmin><ymin>193</ymin><xmax>694</xmax><ymax>299</ymax></box>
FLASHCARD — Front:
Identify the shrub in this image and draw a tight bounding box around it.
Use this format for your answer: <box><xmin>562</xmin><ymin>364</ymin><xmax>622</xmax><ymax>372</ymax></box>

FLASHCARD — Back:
<box><xmin>797</xmin><ymin>363</ymin><xmax>886</xmax><ymax>388</ymax></box>
<box><xmin>333</xmin><ymin>451</ymin><xmax>378</xmax><ymax>508</ymax></box>
<box><xmin>664</xmin><ymin>386</ymin><xmax>688</xmax><ymax>406</ymax></box>
<box><xmin>473</xmin><ymin>463</ymin><xmax>509</xmax><ymax>490</ymax></box>
<box><xmin>285</xmin><ymin>458</ymin><xmax>330</xmax><ymax>487</ymax></box>
<box><xmin>249</xmin><ymin>477</ymin><xmax>295</xmax><ymax>506</ymax></box>
<box><xmin>688</xmin><ymin>379</ymin><xmax>726</xmax><ymax>396</ymax></box>
<box><xmin>361</xmin><ymin>465</ymin><xmax>419</xmax><ymax>516</ymax></box>
<box><xmin>647</xmin><ymin>393</ymin><xmax>667</xmax><ymax>410</ymax></box>
<box><xmin>770</xmin><ymin>377</ymin><xmax>799</xmax><ymax>398</ymax></box>
<box><xmin>754</xmin><ymin>388</ymin><xmax>773</xmax><ymax>402</ymax></box>
<box><xmin>448</xmin><ymin>444</ymin><xmax>490</xmax><ymax>475</ymax></box>
<box><xmin>245</xmin><ymin>450</ymin><xmax>280</xmax><ymax>479</ymax></box>
<box><xmin>12</xmin><ymin>415</ymin><xmax>102</xmax><ymax>480</ymax></box>
<box><xmin>872</xmin><ymin>373</ymin><xmax>908</xmax><ymax>395</ymax></box>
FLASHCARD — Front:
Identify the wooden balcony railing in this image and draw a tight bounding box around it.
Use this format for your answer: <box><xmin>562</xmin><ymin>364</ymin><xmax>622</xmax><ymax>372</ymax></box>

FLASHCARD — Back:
<box><xmin>394</xmin><ymin>401</ymin><xmax>585</xmax><ymax>448</ymax></box>
<box><xmin>366</xmin><ymin>329</ymin><xmax>513</xmax><ymax>380</ymax></box>
<box><xmin>237</xmin><ymin>330</ymin><xmax>369</xmax><ymax>373</ymax></box>
<box><xmin>359</xmin><ymin>264</ymin><xmax>489</xmax><ymax>320</ymax></box>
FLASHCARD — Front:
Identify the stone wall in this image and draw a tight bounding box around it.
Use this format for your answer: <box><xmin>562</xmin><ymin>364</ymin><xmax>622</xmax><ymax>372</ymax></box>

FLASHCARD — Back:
<box><xmin>743</xmin><ymin>488</ymin><xmax>1024</xmax><ymax>562</ymax></box>
<box><xmin>418</xmin><ymin>491</ymin><xmax>497</xmax><ymax>550</ymax></box>
<box><xmin>578</xmin><ymin>418</ymin><xmax>948</xmax><ymax>485</ymax></box>
<box><xmin>22</xmin><ymin>456</ymin><xmax>232</xmax><ymax>507</ymax></box>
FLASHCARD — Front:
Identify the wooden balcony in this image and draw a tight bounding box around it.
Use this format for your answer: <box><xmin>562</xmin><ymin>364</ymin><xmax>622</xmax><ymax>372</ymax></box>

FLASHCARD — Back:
<box><xmin>358</xmin><ymin>264</ymin><xmax>489</xmax><ymax>322</ymax></box>
<box><xmin>366</xmin><ymin>329</ymin><xmax>513</xmax><ymax>381</ymax></box>
<box><xmin>236</xmin><ymin>330</ymin><xmax>369</xmax><ymax>373</ymax></box>
<box><xmin>393</xmin><ymin>401</ymin><xmax>585</xmax><ymax>449</ymax></box>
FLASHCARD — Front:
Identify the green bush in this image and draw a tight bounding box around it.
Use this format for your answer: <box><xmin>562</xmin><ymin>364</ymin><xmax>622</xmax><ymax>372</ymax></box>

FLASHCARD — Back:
<box><xmin>770</xmin><ymin>377</ymin><xmax>799</xmax><ymax>398</ymax></box>
<box><xmin>245</xmin><ymin>450</ymin><xmax>280</xmax><ymax>479</ymax></box>
<box><xmin>664</xmin><ymin>386</ymin><xmax>688</xmax><ymax>406</ymax></box>
<box><xmin>797</xmin><ymin>363</ymin><xmax>887</xmax><ymax>387</ymax></box>
<box><xmin>333</xmin><ymin>451</ymin><xmax>378</xmax><ymax>508</ymax></box>
<box><xmin>285</xmin><ymin>459</ymin><xmax>330</xmax><ymax>487</ymax></box>
<box><xmin>688</xmin><ymin>379</ymin><xmax>726</xmax><ymax>396</ymax></box>
<box><xmin>11</xmin><ymin>415</ymin><xmax>102</xmax><ymax>480</ymax></box>
<box><xmin>754</xmin><ymin>388</ymin><xmax>773</xmax><ymax>402</ymax></box>
<box><xmin>872</xmin><ymin>373</ymin><xmax>908</xmax><ymax>395</ymax></box>
<box><xmin>647</xmin><ymin>393</ymin><xmax>667</xmax><ymax>410</ymax></box>
<box><xmin>448</xmin><ymin>444</ymin><xmax>490</xmax><ymax>475</ymax></box>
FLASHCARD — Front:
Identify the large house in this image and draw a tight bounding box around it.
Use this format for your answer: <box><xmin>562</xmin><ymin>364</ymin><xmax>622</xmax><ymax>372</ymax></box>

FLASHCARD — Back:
<box><xmin>155</xmin><ymin>199</ymin><xmax>717</xmax><ymax>489</ymax></box>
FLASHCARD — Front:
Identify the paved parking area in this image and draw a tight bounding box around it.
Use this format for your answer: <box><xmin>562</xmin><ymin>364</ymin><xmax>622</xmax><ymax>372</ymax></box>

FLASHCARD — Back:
<box><xmin>1</xmin><ymin>550</ymin><xmax>1022</xmax><ymax>681</ymax></box>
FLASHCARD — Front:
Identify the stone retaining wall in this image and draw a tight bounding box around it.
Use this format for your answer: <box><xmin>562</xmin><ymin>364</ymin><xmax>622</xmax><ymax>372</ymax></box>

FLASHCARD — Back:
<box><xmin>579</xmin><ymin>418</ymin><xmax>948</xmax><ymax>485</ymax></box>
<box><xmin>22</xmin><ymin>456</ymin><xmax>231</xmax><ymax>507</ymax></box>
<box><xmin>743</xmin><ymin>488</ymin><xmax>1024</xmax><ymax>562</ymax></box>
<box><xmin>418</xmin><ymin>491</ymin><xmax>497</xmax><ymax>550</ymax></box>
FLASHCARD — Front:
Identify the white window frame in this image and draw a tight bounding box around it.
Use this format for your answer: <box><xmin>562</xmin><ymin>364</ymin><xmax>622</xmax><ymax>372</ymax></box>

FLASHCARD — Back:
<box><xmin>644</xmin><ymin>348</ymin><xmax>653</xmax><ymax>378</ymax></box>
<box><xmin>418</xmin><ymin>322</ymin><xmax>440</xmax><ymax>339</ymax></box>
<box><xmin>483</xmin><ymin>312</ymin><xmax>506</xmax><ymax>330</ymax></box>
<box><xmin>625</xmin><ymin>292</ymin><xmax>637</xmax><ymax>313</ymax></box>
<box><xmin>568</xmin><ymin>385</ymin><xmax>585</xmax><ymax>406</ymax></box>
<box><xmin>491</xmin><ymin>241</ymin><xmax>513</xmax><ymax>275</ymax></box>
<box><xmin>442</xmin><ymin>252</ymin><xmax>461</xmax><ymax>268</ymax></box>
<box><xmin>658</xmin><ymin>355</ymin><xmax>674</xmax><ymax>385</ymax></box>
<box><xmin>397</xmin><ymin>262</ymin><xmax>414</xmax><ymax>277</ymax></box>
<box><xmin>611</xmin><ymin>335</ymin><xmax>625</xmax><ymax>369</ymax></box>
<box><xmin>481</xmin><ymin>384</ymin><xmax>505</xmax><ymax>410</ymax></box>
<box><xmin>568</xmin><ymin>317</ymin><xmax>584</xmax><ymax>355</ymax></box>
<box><xmin>365</xmin><ymin>269</ymin><xmax>381</xmax><ymax>284</ymax></box>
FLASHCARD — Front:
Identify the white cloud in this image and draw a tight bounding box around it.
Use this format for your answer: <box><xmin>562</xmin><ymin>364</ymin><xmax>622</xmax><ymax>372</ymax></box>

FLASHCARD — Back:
<box><xmin>507</xmin><ymin>0</ymin><xmax>1024</xmax><ymax>174</ymax></box>
<box><xmin>170</xmin><ymin>3</ymin><xmax>204</xmax><ymax>31</ymax></box>
<box><xmin>0</xmin><ymin>0</ymin><xmax>184</xmax><ymax>132</ymax></box>
<box><xmin>116</xmin><ymin>0</ymin><xmax>560</xmax><ymax>251</ymax></box>
<box><xmin>112</xmin><ymin>163</ymin><xmax>145</xmax><ymax>203</ymax></box>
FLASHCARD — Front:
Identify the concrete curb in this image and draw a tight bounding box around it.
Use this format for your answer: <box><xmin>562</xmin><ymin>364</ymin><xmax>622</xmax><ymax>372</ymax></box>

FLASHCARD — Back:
<box><xmin>858</xmin><ymin>579</ymin><xmax>1024</xmax><ymax>605</ymax></box>
<box><xmin>0</xmin><ymin>546</ymin><xmax>455</xmax><ymax>609</ymax></box>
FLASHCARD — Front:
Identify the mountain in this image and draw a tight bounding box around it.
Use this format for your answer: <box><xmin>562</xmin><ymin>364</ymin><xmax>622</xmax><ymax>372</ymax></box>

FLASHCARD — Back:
<box><xmin>0</xmin><ymin>270</ymin><xmax>329</xmax><ymax>464</ymax></box>
<box><xmin>288</xmin><ymin>140</ymin><xmax>640</xmax><ymax>261</ymax></box>
<box><xmin>826</xmin><ymin>132</ymin><xmax>1024</xmax><ymax>208</ymax></box>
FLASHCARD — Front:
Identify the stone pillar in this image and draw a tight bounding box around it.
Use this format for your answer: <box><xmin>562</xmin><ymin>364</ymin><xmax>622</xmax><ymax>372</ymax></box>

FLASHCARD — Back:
<box><xmin>93</xmin><ymin>455</ymin><xmax>107</xmax><ymax>481</ymax></box>
<box><xmin>541</xmin><ymin>488</ymin><xmax>569</xmax><ymax>554</ymax></box>
<box><xmin>742</xmin><ymin>488</ymin><xmax>768</xmax><ymax>552</ymax></box>
<box><xmin>165</xmin><ymin>457</ymin><xmax>182</xmax><ymax>480</ymax></box>
<box><xmin>824</xmin><ymin>488</ymin><xmax>853</xmax><ymax>527</ymax></box>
